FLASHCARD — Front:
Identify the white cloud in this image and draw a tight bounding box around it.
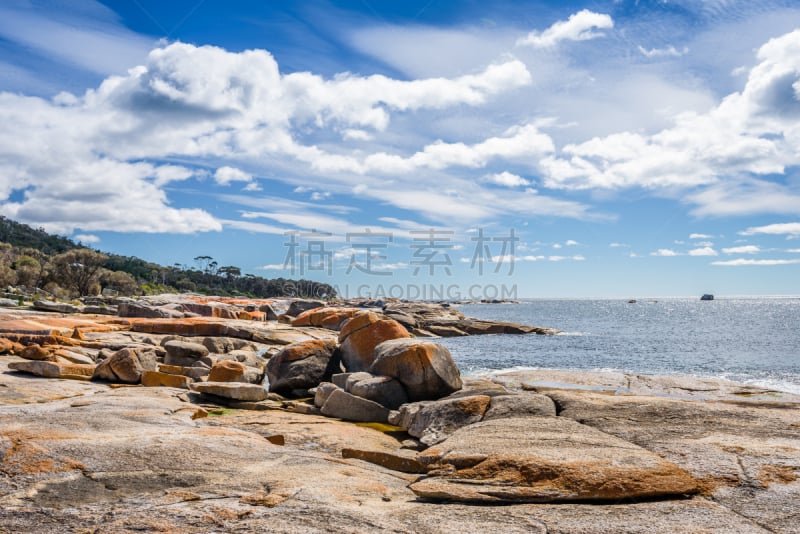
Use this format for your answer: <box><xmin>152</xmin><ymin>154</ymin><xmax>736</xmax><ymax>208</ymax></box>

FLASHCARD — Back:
<box><xmin>694</xmin><ymin>241</ymin><xmax>714</xmax><ymax>247</ymax></box>
<box><xmin>609</xmin><ymin>242</ymin><xmax>629</xmax><ymax>248</ymax></box>
<box><xmin>722</xmin><ymin>245</ymin><xmax>760</xmax><ymax>254</ymax></box>
<box><xmin>638</xmin><ymin>45</ymin><xmax>688</xmax><ymax>58</ymax></box>
<box><xmin>687</xmin><ymin>180</ymin><xmax>800</xmax><ymax>218</ymax></box>
<box><xmin>258</xmin><ymin>263</ymin><xmax>292</xmax><ymax>270</ymax></box>
<box><xmin>0</xmin><ymin>41</ymin><xmax>548</xmax><ymax>233</ymax></box>
<box><xmin>484</xmin><ymin>171</ymin><xmax>530</xmax><ymax>187</ymax></box>
<box><xmin>538</xmin><ymin>29</ymin><xmax>800</xmax><ymax>212</ymax></box>
<box><xmin>351</xmin><ymin>123</ymin><xmax>554</xmax><ymax>175</ymax></box>
<box><xmin>688</xmin><ymin>246</ymin><xmax>718</xmax><ymax>256</ymax></box>
<box><xmin>740</xmin><ymin>222</ymin><xmax>800</xmax><ymax>236</ymax></box>
<box><xmin>651</xmin><ymin>249</ymin><xmax>681</xmax><ymax>256</ymax></box>
<box><xmin>547</xmin><ymin>255</ymin><xmax>584</xmax><ymax>261</ymax></box>
<box><xmin>74</xmin><ymin>233</ymin><xmax>100</xmax><ymax>244</ymax></box>
<box><xmin>517</xmin><ymin>10</ymin><xmax>614</xmax><ymax>48</ymax></box>
<box><xmin>712</xmin><ymin>258</ymin><xmax>800</xmax><ymax>266</ymax></box>
<box><xmin>342</xmin><ymin>129</ymin><xmax>373</xmax><ymax>141</ymax></box>
<box><xmin>214</xmin><ymin>166</ymin><xmax>252</xmax><ymax>186</ymax></box>
<box><xmin>153</xmin><ymin>165</ymin><xmax>195</xmax><ymax>186</ymax></box>
<box><xmin>787</xmin><ymin>249</ymin><xmax>800</xmax><ymax>253</ymax></box>
<box><xmin>372</xmin><ymin>262</ymin><xmax>408</xmax><ymax>271</ymax></box>
<box><xmin>690</xmin><ymin>233</ymin><xmax>713</xmax><ymax>239</ymax></box>
<box><xmin>565</xmin><ymin>239</ymin><xmax>579</xmax><ymax>246</ymax></box>
<box><xmin>552</xmin><ymin>243</ymin><xmax>562</xmax><ymax>249</ymax></box>
<box><xmin>0</xmin><ymin>157</ymin><xmax>222</xmax><ymax>234</ymax></box>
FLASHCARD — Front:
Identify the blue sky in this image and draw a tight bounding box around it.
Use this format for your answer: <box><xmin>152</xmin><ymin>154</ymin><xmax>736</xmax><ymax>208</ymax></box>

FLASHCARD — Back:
<box><xmin>2</xmin><ymin>0</ymin><xmax>800</xmax><ymax>298</ymax></box>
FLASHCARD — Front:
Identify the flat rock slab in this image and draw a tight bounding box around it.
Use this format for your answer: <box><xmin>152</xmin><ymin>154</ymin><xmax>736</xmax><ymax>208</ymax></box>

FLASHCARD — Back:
<box><xmin>545</xmin><ymin>389</ymin><xmax>800</xmax><ymax>530</ymax></box>
<box><xmin>490</xmin><ymin>369</ymin><xmax>800</xmax><ymax>402</ymax></box>
<box><xmin>0</xmin><ymin>359</ymin><xmax>107</xmax><ymax>403</ymax></box>
<box><xmin>8</xmin><ymin>360</ymin><xmax>95</xmax><ymax>380</ymax></box>
<box><xmin>191</xmin><ymin>381</ymin><xmax>268</xmax><ymax>401</ymax></box>
<box><xmin>412</xmin><ymin>416</ymin><xmax>699</xmax><ymax>503</ymax></box>
<box><xmin>0</xmin><ymin>360</ymin><xmax>785</xmax><ymax>533</ymax></box>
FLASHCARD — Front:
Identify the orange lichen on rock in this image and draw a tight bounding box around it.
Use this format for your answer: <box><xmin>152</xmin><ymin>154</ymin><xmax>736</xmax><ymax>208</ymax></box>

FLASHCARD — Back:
<box><xmin>208</xmin><ymin>360</ymin><xmax>246</xmax><ymax>382</ymax></box>
<box><xmin>0</xmin><ymin>337</ymin><xmax>23</xmax><ymax>354</ymax></box>
<box><xmin>129</xmin><ymin>318</ymin><xmax>232</xmax><ymax>337</ymax></box>
<box><xmin>338</xmin><ymin>312</ymin><xmax>410</xmax><ymax>371</ymax></box>
<box><xmin>0</xmin><ymin>432</ymin><xmax>85</xmax><ymax>475</ymax></box>
<box><xmin>0</xmin><ymin>316</ymin><xmax>123</xmax><ymax>336</ymax></box>
<box><xmin>240</xmin><ymin>490</ymin><xmax>291</xmax><ymax>507</ymax></box>
<box><xmin>185</xmin><ymin>295</ymin><xmax>275</xmax><ymax>307</ymax></box>
<box><xmin>757</xmin><ymin>465</ymin><xmax>798</xmax><ymax>487</ymax></box>
<box><xmin>237</xmin><ymin>310</ymin><xmax>266</xmax><ymax>321</ymax></box>
<box><xmin>291</xmin><ymin>307</ymin><xmax>360</xmax><ymax>329</ymax></box>
<box><xmin>9</xmin><ymin>360</ymin><xmax>96</xmax><ymax>380</ymax></box>
<box><xmin>141</xmin><ymin>370</ymin><xmax>193</xmax><ymax>389</ymax></box>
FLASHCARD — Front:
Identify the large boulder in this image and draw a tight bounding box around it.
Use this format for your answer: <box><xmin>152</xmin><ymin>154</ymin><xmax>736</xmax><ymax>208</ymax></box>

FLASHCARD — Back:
<box><xmin>313</xmin><ymin>381</ymin><xmax>340</xmax><ymax>408</ymax></box>
<box><xmin>202</xmin><ymin>337</ymin><xmax>236</xmax><ymax>354</ymax></box>
<box><xmin>163</xmin><ymin>340</ymin><xmax>210</xmax><ymax>367</ymax></box>
<box><xmin>371</xmin><ymin>339</ymin><xmax>462</xmax><ymax>401</ymax></box>
<box><xmin>208</xmin><ymin>360</ymin><xmax>247</xmax><ymax>382</ymax></box>
<box><xmin>410</xmin><ymin>416</ymin><xmax>699</xmax><ymax>503</ymax></box>
<box><xmin>320</xmin><ymin>388</ymin><xmax>390</xmax><ymax>423</ymax></box>
<box><xmin>337</xmin><ymin>371</ymin><xmax>373</xmax><ymax>390</ymax></box>
<box><xmin>92</xmin><ymin>347</ymin><xmax>158</xmax><ymax>383</ymax></box>
<box><xmin>391</xmin><ymin>395</ymin><xmax>491</xmax><ymax>446</ymax></box>
<box><xmin>266</xmin><ymin>339</ymin><xmax>340</xmax><ymax>395</ymax></box>
<box><xmin>164</xmin><ymin>340</ymin><xmax>209</xmax><ymax>359</ymax></box>
<box><xmin>348</xmin><ymin>375</ymin><xmax>408</xmax><ymax>410</ymax></box>
<box><xmin>338</xmin><ymin>312</ymin><xmax>410</xmax><ymax>371</ymax></box>
<box><xmin>223</xmin><ymin>349</ymin><xmax>263</xmax><ymax>369</ymax></box>
<box><xmin>259</xmin><ymin>303</ymin><xmax>279</xmax><ymax>320</ymax></box>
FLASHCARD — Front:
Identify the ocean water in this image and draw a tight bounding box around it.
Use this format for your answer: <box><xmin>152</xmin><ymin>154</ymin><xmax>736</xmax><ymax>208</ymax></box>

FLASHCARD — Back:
<box><xmin>437</xmin><ymin>298</ymin><xmax>800</xmax><ymax>394</ymax></box>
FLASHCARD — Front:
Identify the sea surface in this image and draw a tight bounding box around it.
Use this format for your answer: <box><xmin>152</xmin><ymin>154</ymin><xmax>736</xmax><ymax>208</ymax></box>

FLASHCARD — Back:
<box><xmin>438</xmin><ymin>297</ymin><xmax>800</xmax><ymax>394</ymax></box>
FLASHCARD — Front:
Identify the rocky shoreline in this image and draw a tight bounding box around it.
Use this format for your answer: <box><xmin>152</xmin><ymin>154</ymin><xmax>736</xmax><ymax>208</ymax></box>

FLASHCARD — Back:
<box><xmin>1</xmin><ymin>295</ymin><xmax>798</xmax><ymax>532</ymax></box>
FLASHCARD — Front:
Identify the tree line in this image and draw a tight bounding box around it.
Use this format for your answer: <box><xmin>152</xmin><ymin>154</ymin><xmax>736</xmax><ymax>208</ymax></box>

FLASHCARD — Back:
<box><xmin>0</xmin><ymin>216</ymin><xmax>336</xmax><ymax>299</ymax></box>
